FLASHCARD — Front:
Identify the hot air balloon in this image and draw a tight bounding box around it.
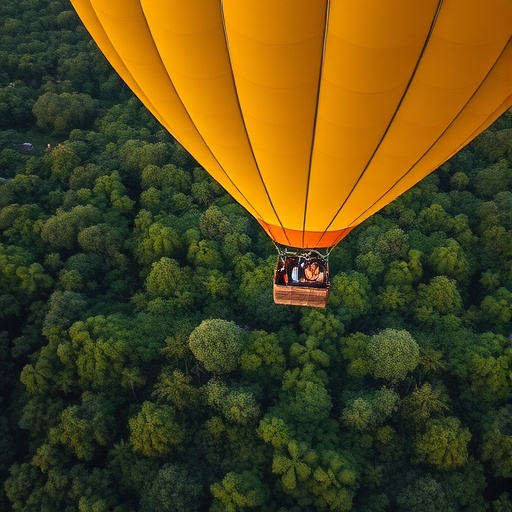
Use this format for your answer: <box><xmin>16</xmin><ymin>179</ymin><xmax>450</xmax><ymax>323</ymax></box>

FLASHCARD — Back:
<box><xmin>70</xmin><ymin>0</ymin><xmax>512</xmax><ymax>307</ymax></box>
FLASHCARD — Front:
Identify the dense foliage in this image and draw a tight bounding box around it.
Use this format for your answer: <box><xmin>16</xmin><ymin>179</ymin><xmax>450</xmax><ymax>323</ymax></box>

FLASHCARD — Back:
<box><xmin>1</xmin><ymin>1</ymin><xmax>511</xmax><ymax>510</ymax></box>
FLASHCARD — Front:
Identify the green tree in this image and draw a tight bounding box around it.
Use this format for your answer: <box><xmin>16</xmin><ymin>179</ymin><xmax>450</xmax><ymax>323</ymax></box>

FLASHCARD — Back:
<box><xmin>145</xmin><ymin>257</ymin><xmax>192</xmax><ymax>301</ymax></box>
<box><xmin>378</xmin><ymin>285</ymin><xmax>409</xmax><ymax>314</ymax></box>
<box><xmin>400</xmin><ymin>383</ymin><xmax>449</xmax><ymax>426</ymax></box>
<box><xmin>280</xmin><ymin>364</ymin><xmax>333</xmax><ymax>432</ymax></box>
<box><xmin>376</xmin><ymin>228</ymin><xmax>409</xmax><ymax>263</ymax></box>
<box><xmin>4</xmin><ymin>462</ymin><xmax>44</xmax><ymax>512</ymax></box>
<box><xmin>473</xmin><ymin>159</ymin><xmax>511</xmax><ymax>198</ymax></box>
<box><xmin>200</xmin><ymin>205</ymin><xmax>232</xmax><ymax>241</ymax></box>
<box><xmin>236</xmin><ymin>258</ymin><xmax>295</xmax><ymax>331</ymax></box>
<box><xmin>414</xmin><ymin>416</ymin><xmax>471</xmax><ymax>470</ymax></box>
<box><xmin>429</xmin><ymin>239</ymin><xmax>471</xmax><ymax>283</ymax></box>
<box><xmin>140</xmin><ymin>464</ymin><xmax>203</xmax><ymax>512</ymax></box>
<box><xmin>440</xmin><ymin>459</ymin><xmax>488</xmax><ymax>510</ymax></box>
<box><xmin>222</xmin><ymin>232</ymin><xmax>252</xmax><ymax>261</ymax></box>
<box><xmin>340</xmin><ymin>332</ymin><xmax>373</xmax><ymax>378</ymax></box>
<box><xmin>395</xmin><ymin>475</ymin><xmax>448</xmax><ymax>512</ymax></box>
<box><xmin>210</xmin><ymin>471</ymin><xmax>270</xmax><ymax>511</ymax></box>
<box><xmin>48</xmin><ymin>143</ymin><xmax>81</xmax><ymax>183</ymax></box>
<box><xmin>415</xmin><ymin>203</ymin><xmax>454</xmax><ymax>233</ymax></box>
<box><xmin>129</xmin><ymin>401</ymin><xmax>184</xmax><ymax>457</ymax></box>
<box><xmin>366</xmin><ymin>329</ymin><xmax>420</xmax><ymax>383</ymax></box>
<box><xmin>415</xmin><ymin>276</ymin><xmax>463</xmax><ymax>317</ymax></box>
<box><xmin>187</xmin><ymin>239</ymin><xmax>224</xmax><ymax>270</ymax></box>
<box><xmin>153</xmin><ymin>368</ymin><xmax>202</xmax><ymax>410</ymax></box>
<box><xmin>189</xmin><ymin>319</ymin><xmax>244</xmax><ymax>374</ymax></box>
<box><xmin>272</xmin><ymin>441</ymin><xmax>318</xmax><ymax>491</ymax></box>
<box><xmin>449</xmin><ymin>171</ymin><xmax>470</xmax><ymax>191</ymax></box>
<box><xmin>481</xmin><ymin>410</ymin><xmax>512</xmax><ymax>478</ymax></box>
<box><xmin>132</xmin><ymin>223</ymin><xmax>182</xmax><ymax>265</ymax></box>
<box><xmin>480</xmin><ymin>287</ymin><xmax>512</xmax><ymax>333</ymax></box>
<box><xmin>310</xmin><ymin>450</ymin><xmax>356</xmax><ymax>511</ymax></box>
<box><xmin>15</xmin><ymin>262</ymin><xmax>53</xmax><ymax>296</ymax></box>
<box><xmin>77</xmin><ymin>223</ymin><xmax>128</xmax><ymax>263</ymax></box>
<box><xmin>341</xmin><ymin>388</ymin><xmax>399</xmax><ymax>431</ymax></box>
<box><xmin>49</xmin><ymin>393</ymin><xmax>114</xmax><ymax>461</ymax></box>
<box><xmin>200</xmin><ymin>268</ymin><xmax>231</xmax><ymax>300</ymax></box>
<box><xmin>206</xmin><ymin>379</ymin><xmax>260</xmax><ymax>426</ymax></box>
<box><xmin>141</xmin><ymin>163</ymin><xmax>191</xmax><ymax>192</ymax></box>
<box><xmin>43</xmin><ymin>290</ymin><xmax>86</xmax><ymax>335</ymax></box>
<box><xmin>119</xmin><ymin>140</ymin><xmax>172</xmax><ymax>177</ymax></box>
<box><xmin>290</xmin><ymin>335</ymin><xmax>330</xmax><ymax>368</ymax></box>
<box><xmin>91</xmin><ymin>170</ymin><xmax>135</xmax><ymax>214</ymax></box>
<box><xmin>329</xmin><ymin>271</ymin><xmax>372</xmax><ymax>324</ymax></box>
<box><xmin>33</xmin><ymin>91</ymin><xmax>96</xmax><ymax>134</ymax></box>
<box><xmin>466</xmin><ymin>354</ymin><xmax>510</xmax><ymax>403</ymax></box>
<box><xmin>41</xmin><ymin>204</ymin><xmax>101</xmax><ymax>249</ymax></box>
<box><xmin>240</xmin><ymin>330</ymin><xmax>287</xmax><ymax>384</ymax></box>
<box><xmin>68</xmin><ymin>319</ymin><xmax>128</xmax><ymax>391</ymax></box>
<box><xmin>257</xmin><ymin>416</ymin><xmax>292</xmax><ymax>449</ymax></box>
<box><xmin>355</xmin><ymin>251</ymin><xmax>385</xmax><ymax>283</ymax></box>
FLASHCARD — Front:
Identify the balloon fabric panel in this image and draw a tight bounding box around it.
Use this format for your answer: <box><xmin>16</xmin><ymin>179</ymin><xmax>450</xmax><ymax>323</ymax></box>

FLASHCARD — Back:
<box><xmin>71</xmin><ymin>0</ymin><xmax>512</xmax><ymax>249</ymax></box>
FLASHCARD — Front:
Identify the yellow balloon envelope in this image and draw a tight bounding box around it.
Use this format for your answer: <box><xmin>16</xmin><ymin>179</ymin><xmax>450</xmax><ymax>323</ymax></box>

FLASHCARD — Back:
<box><xmin>71</xmin><ymin>0</ymin><xmax>512</xmax><ymax>249</ymax></box>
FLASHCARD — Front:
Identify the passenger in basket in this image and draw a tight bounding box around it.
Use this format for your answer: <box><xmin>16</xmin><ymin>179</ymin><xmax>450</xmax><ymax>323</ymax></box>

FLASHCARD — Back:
<box><xmin>304</xmin><ymin>261</ymin><xmax>324</xmax><ymax>283</ymax></box>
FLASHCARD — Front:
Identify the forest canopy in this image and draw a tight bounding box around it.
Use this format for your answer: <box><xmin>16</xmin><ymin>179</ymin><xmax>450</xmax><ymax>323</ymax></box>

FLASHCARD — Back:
<box><xmin>0</xmin><ymin>1</ymin><xmax>511</xmax><ymax>511</ymax></box>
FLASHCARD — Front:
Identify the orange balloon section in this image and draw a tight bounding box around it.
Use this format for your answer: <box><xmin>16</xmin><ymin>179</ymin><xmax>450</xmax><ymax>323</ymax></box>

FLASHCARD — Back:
<box><xmin>71</xmin><ymin>0</ymin><xmax>512</xmax><ymax>249</ymax></box>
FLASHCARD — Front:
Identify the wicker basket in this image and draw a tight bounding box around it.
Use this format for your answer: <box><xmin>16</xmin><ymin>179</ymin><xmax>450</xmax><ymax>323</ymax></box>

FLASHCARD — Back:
<box><xmin>273</xmin><ymin>283</ymin><xmax>329</xmax><ymax>307</ymax></box>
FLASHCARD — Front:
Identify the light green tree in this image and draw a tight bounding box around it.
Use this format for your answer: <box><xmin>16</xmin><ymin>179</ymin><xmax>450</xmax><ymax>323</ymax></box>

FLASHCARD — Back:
<box><xmin>272</xmin><ymin>441</ymin><xmax>318</xmax><ymax>490</ymax></box>
<box><xmin>257</xmin><ymin>416</ymin><xmax>292</xmax><ymax>449</ymax></box>
<box><xmin>415</xmin><ymin>416</ymin><xmax>471</xmax><ymax>470</ymax></box>
<box><xmin>290</xmin><ymin>335</ymin><xmax>330</xmax><ymax>368</ymax></box>
<box><xmin>189</xmin><ymin>319</ymin><xmax>244</xmax><ymax>374</ymax></box>
<box><xmin>366</xmin><ymin>329</ymin><xmax>420</xmax><ymax>383</ymax></box>
<box><xmin>145</xmin><ymin>257</ymin><xmax>191</xmax><ymax>300</ymax></box>
<box><xmin>429</xmin><ymin>239</ymin><xmax>471</xmax><ymax>282</ymax></box>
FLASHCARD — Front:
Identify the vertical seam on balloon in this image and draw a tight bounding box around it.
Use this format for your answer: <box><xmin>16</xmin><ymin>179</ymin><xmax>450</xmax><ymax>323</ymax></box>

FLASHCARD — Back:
<box><xmin>346</xmin><ymin>34</ymin><xmax>512</xmax><ymax>230</ymax></box>
<box><xmin>219</xmin><ymin>0</ymin><xmax>291</xmax><ymax>247</ymax></box>
<box><xmin>316</xmin><ymin>0</ymin><xmax>444</xmax><ymax>247</ymax></box>
<box><xmin>301</xmin><ymin>0</ymin><xmax>331</xmax><ymax>248</ymax></box>
<box><xmin>136</xmin><ymin>0</ymin><xmax>268</xmax><ymax>225</ymax></box>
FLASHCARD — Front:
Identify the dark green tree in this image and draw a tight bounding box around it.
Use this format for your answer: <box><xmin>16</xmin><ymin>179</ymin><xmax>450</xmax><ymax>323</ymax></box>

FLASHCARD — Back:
<box><xmin>414</xmin><ymin>416</ymin><xmax>471</xmax><ymax>470</ymax></box>
<box><xmin>210</xmin><ymin>470</ymin><xmax>270</xmax><ymax>511</ymax></box>
<box><xmin>32</xmin><ymin>91</ymin><xmax>96</xmax><ymax>134</ymax></box>
<box><xmin>129</xmin><ymin>401</ymin><xmax>185</xmax><ymax>458</ymax></box>
<box><xmin>140</xmin><ymin>464</ymin><xmax>203</xmax><ymax>512</ymax></box>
